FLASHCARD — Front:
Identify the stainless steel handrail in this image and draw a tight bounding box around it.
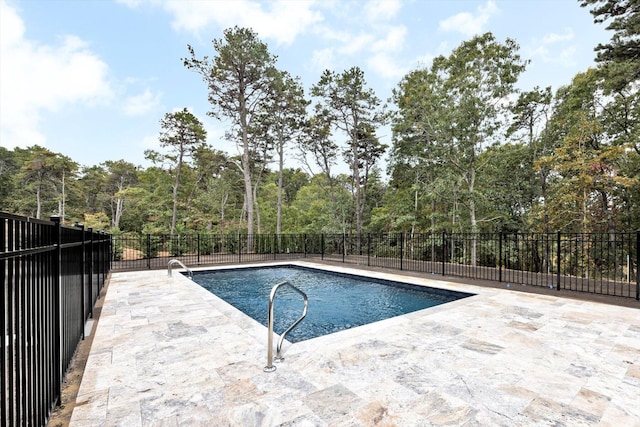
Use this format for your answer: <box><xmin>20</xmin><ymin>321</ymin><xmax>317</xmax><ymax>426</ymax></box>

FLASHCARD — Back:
<box><xmin>167</xmin><ymin>259</ymin><xmax>193</xmax><ymax>280</ymax></box>
<box><xmin>264</xmin><ymin>281</ymin><xmax>308</xmax><ymax>372</ymax></box>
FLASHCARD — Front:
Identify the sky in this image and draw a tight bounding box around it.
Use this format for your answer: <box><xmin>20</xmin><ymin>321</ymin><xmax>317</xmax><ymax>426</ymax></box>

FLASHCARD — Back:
<box><xmin>0</xmin><ymin>0</ymin><xmax>611</xmax><ymax>174</ymax></box>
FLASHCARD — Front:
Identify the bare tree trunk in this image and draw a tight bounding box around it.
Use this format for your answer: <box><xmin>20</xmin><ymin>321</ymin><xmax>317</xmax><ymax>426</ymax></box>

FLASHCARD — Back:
<box><xmin>276</xmin><ymin>141</ymin><xmax>284</xmax><ymax>234</ymax></box>
<box><xmin>254</xmin><ymin>183</ymin><xmax>261</xmax><ymax>234</ymax></box>
<box><xmin>240</xmin><ymin>103</ymin><xmax>254</xmax><ymax>251</ymax></box>
<box><xmin>170</xmin><ymin>149</ymin><xmax>184</xmax><ymax>237</ymax></box>
<box><xmin>36</xmin><ymin>184</ymin><xmax>41</xmax><ymax>219</ymax></box>
<box><xmin>219</xmin><ymin>193</ymin><xmax>228</xmax><ymax>234</ymax></box>
<box><xmin>61</xmin><ymin>170</ymin><xmax>66</xmax><ymax>223</ymax></box>
<box><xmin>469</xmin><ymin>168</ymin><xmax>477</xmax><ymax>267</ymax></box>
<box><xmin>113</xmin><ymin>198</ymin><xmax>124</xmax><ymax>229</ymax></box>
<box><xmin>352</xmin><ymin>138</ymin><xmax>363</xmax><ymax>252</ymax></box>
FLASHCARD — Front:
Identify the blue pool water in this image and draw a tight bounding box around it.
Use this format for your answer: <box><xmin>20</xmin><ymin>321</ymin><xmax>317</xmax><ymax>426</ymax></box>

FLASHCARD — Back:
<box><xmin>192</xmin><ymin>265</ymin><xmax>472</xmax><ymax>342</ymax></box>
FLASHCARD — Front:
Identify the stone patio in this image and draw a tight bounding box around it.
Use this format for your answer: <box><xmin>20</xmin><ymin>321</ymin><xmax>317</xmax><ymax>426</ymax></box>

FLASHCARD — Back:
<box><xmin>69</xmin><ymin>261</ymin><xmax>640</xmax><ymax>426</ymax></box>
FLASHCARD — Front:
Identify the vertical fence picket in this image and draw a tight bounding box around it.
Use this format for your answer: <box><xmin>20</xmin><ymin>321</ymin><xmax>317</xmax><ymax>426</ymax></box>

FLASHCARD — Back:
<box><xmin>3</xmin><ymin>214</ymin><xmax>639</xmax><ymax>427</ymax></box>
<box><xmin>106</xmin><ymin>230</ymin><xmax>638</xmax><ymax>302</ymax></box>
<box><xmin>0</xmin><ymin>213</ymin><xmax>110</xmax><ymax>426</ymax></box>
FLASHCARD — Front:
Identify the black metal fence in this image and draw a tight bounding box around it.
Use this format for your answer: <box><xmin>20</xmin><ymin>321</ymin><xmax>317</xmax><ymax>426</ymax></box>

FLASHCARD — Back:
<box><xmin>111</xmin><ymin>233</ymin><xmax>310</xmax><ymax>270</ymax></box>
<box><xmin>112</xmin><ymin>231</ymin><xmax>639</xmax><ymax>300</ymax></box>
<box><xmin>1</xmin><ymin>212</ymin><xmax>111</xmax><ymax>427</ymax></box>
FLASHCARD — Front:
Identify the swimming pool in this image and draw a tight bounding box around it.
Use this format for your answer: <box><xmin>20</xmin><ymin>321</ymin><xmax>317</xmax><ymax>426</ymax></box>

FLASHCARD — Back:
<box><xmin>192</xmin><ymin>265</ymin><xmax>473</xmax><ymax>342</ymax></box>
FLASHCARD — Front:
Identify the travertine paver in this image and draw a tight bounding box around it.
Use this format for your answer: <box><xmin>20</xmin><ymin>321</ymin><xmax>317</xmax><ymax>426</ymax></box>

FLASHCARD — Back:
<box><xmin>70</xmin><ymin>261</ymin><xmax>640</xmax><ymax>426</ymax></box>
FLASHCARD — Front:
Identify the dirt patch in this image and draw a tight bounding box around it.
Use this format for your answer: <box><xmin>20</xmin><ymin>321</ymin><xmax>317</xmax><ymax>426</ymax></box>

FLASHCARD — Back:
<box><xmin>121</xmin><ymin>248</ymin><xmax>171</xmax><ymax>260</ymax></box>
<box><xmin>47</xmin><ymin>276</ymin><xmax>110</xmax><ymax>427</ymax></box>
<box><xmin>122</xmin><ymin>247</ymin><xmax>142</xmax><ymax>260</ymax></box>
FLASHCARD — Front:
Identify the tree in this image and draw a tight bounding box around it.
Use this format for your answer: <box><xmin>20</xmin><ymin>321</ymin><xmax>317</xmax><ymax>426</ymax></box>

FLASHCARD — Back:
<box><xmin>476</xmin><ymin>143</ymin><xmax>537</xmax><ymax>231</ymax></box>
<box><xmin>392</xmin><ymin>33</ymin><xmax>526</xmax><ymax>232</ymax></box>
<box><xmin>146</xmin><ymin>108</ymin><xmax>207</xmax><ymax>236</ymax></box>
<box><xmin>390</xmin><ymin>68</ymin><xmax>452</xmax><ymax>234</ymax></box>
<box><xmin>580</xmin><ymin>0</ymin><xmax>640</xmax><ymax>90</ymax></box>
<box><xmin>508</xmin><ymin>86</ymin><xmax>554</xmax><ymax>232</ymax></box>
<box><xmin>103</xmin><ymin>160</ymin><xmax>139</xmax><ymax>230</ymax></box>
<box><xmin>49</xmin><ymin>154</ymin><xmax>78</xmax><ymax>223</ymax></box>
<box><xmin>391</xmin><ymin>33</ymin><xmax>526</xmax><ymax>264</ymax></box>
<box><xmin>135</xmin><ymin>165</ymin><xmax>173</xmax><ymax>233</ymax></box>
<box><xmin>184</xmin><ymin>26</ymin><xmax>278</xmax><ymax>248</ymax></box>
<box><xmin>298</xmin><ymin>112</ymin><xmax>342</xmax><ymax>223</ymax></box>
<box><xmin>311</xmin><ymin>66</ymin><xmax>387</xmax><ymax>241</ymax></box>
<box><xmin>14</xmin><ymin>146</ymin><xmax>70</xmax><ymax>219</ymax></box>
<box><xmin>78</xmin><ymin>165</ymin><xmax>107</xmax><ymax>215</ymax></box>
<box><xmin>257</xmin><ymin>70</ymin><xmax>309</xmax><ymax>234</ymax></box>
<box><xmin>0</xmin><ymin>147</ymin><xmax>17</xmax><ymax>210</ymax></box>
<box><xmin>288</xmin><ymin>174</ymin><xmax>352</xmax><ymax>234</ymax></box>
<box><xmin>537</xmin><ymin>69</ymin><xmax>637</xmax><ymax>233</ymax></box>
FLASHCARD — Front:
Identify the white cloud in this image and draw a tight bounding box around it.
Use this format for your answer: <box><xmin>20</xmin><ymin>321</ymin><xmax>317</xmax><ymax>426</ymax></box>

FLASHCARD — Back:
<box><xmin>123</xmin><ymin>89</ymin><xmax>162</xmax><ymax>116</ymax></box>
<box><xmin>367</xmin><ymin>26</ymin><xmax>408</xmax><ymax>80</ymax></box>
<box><xmin>439</xmin><ymin>0</ymin><xmax>498</xmax><ymax>37</ymax></box>
<box><xmin>0</xmin><ymin>0</ymin><xmax>113</xmax><ymax>149</ymax></box>
<box><xmin>339</xmin><ymin>33</ymin><xmax>376</xmax><ymax>55</ymax></box>
<box><xmin>141</xmin><ymin>132</ymin><xmax>159</xmax><ymax>150</ymax></box>
<box><xmin>309</xmin><ymin>48</ymin><xmax>336</xmax><ymax>72</ymax></box>
<box><xmin>372</xmin><ymin>25</ymin><xmax>407</xmax><ymax>52</ymax></box>
<box><xmin>368</xmin><ymin>53</ymin><xmax>407</xmax><ymax>80</ymax></box>
<box><xmin>526</xmin><ymin>28</ymin><xmax>577</xmax><ymax>68</ymax></box>
<box><xmin>542</xmin><ymin>28</ymin><xmax>574</xmax><ymax>44</ymax></box>
<box><xmin>364</xmin><ymin>0</ymin><xmax>402</xmax><ymax>22</ymax></box>
<box><xmin>0</xmin><ymin>0</ymin><xmax>23</xmax><ymax>48</ymax></box>
<box><xmin>114</xmin><ymin>0</ymin><xmax>149</xmax><ymax>7</ymax></box>
<box><xmin>128</xmin><ymin>0</ymin><xmax>323</xmax><ymax>46</ymax></box>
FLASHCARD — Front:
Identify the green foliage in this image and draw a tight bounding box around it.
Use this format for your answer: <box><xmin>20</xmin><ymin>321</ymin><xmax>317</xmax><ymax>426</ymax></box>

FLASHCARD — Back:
<box><xmin>580</xmin><ymin>0</ymin><xmax>640</xmax><ymax>90</ymax></box>
<box><xmin>1</xmin><ymin>22</ymin><xmax>638</xmax><ymax>235</ymax></box>
<box><xmin>140</xmin><ymin>233</ymin><xmax>160</xmax><ymax>259</ymax></box>
<box><xmin>477</xmin><ymin>143</ymin><xmax>538</xmax><ymax>231</ymax></box>
<box><xmin>311</xmin><ymin>66</ymin><xmax>388</xmax><ymax>237</ymax></box>
<box><xmin>390</xmin><ymin>32</ymin><xmax>527</xmax><ymax>234</ymax></box>
<box><xmin>83</xmin><ymin>212</ymin><xmax>110</xmax><ymax>231</ymax></box>
<box><xmin>146</xmin><ymin>108</ymin><xmax>207</xmax><ymax>237</ymax></box>
<box><xmin>0</xmin><ymin>147</ymin><xmax>17</xmax><ymax>210</ymax></box>
<box><xmin>534</xmin><ymin>69</ymin><xmax>639</xmax><ymax>232</ymax></box>
<box><xmin>184</xmin><ymin>26</ymin><xmax>280</xmax><ymax>239</ymax></box>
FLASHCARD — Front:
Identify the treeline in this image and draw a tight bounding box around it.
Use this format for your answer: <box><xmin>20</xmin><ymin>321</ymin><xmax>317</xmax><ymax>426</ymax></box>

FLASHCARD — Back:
<box><xmin>1</xmin><ymin>1</ymin><xmax>638</xmax><ymax>235</ymax></box>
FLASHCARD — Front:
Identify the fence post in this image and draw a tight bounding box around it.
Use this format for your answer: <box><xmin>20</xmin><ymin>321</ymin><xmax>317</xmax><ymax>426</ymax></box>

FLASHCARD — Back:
<box><xmin>556</xmin><ymin>231</ymin><xmax>561</xmax><ymax>291</ymax></box>
<box><xmin>367</xmin><ymin>233</ymin><xmax>371</xmax><ymax>267</ymax></box>
<box><xmin>50</xmin><ymin>216</ymin><xmax>62</xmax><ymax>404</ymax></box>
<box><xmin>498</xmin><ymin>231</ymin><xmax>503</xmax><ymax>283</ymax></box>
<box><xmin>274</xmin><ymin>234</ymin><xmax>277</xmax><ymax>260</ymax></box>
<box><xmin>321</xmin><ymin>234</ymin><xmax>324</xmax><ymax>260</ymax></box>
<box><xmin>106</xmin><ymin>233</ymin><xmax>112</xmax><ymax>285</ymax></box>
<box><xmin>441</xmin><ymin>231</ymin><xmax>446</xmax><ymax>276</ymax></box>
<box><xmin>88</xmin><ymin>227</ymin><xmax>94</xmax><ymax>318</ymax></box>
<box><xmin>342</xmin><ymin>234</ymin><xmax>346</xmax><ymax>263</ymax></box>
<box><xmin>197</xmin><ymin>234</ymin><xmax>201</xmax><ymax>265</ymax></box>
<box><xmin>400</xmin><ymin>233</ymin><xmax>404</xmax><ymax>271</ymax></box>
<box><xmin>304</xmin><ymin>234</ymin><xmax>307</xmax><ymax>258</ymax></box>
<box><xmin>78</xmin><ymin>224</ymin><xmax>86</xmax><ymax>339</ymax></box>
<box><xmin>636</xmin><ymin>230</ymin><xmax>639</xmax><ymax>301</ymax></box>
<box><xmin>146</xmin><ymin>234</ymin><xmax>151</xmax><ymax>270</ymax></box>
<box><xmin>97</xmin><ymin>231</ymin><xmax>102</xmax><ymax>288</ymax></box>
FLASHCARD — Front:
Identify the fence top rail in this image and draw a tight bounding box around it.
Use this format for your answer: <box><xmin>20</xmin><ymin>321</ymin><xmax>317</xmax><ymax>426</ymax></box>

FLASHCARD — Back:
<box><xmin>1</xmin><ymin>211</ymin><xmax>55</xmax><ymax>225</ymax></box>
<box><xmin>1</xmin><ymin>212</ymin><xmax>112</xmax><ymax>236</ymax></box>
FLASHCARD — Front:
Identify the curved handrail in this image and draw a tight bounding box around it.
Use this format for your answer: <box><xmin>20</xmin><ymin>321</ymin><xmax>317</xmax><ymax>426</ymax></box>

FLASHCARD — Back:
<box><xmin>264</xmin><ymin>281</ymin><xmax>308</xmax><ymax>372</ymax></box>
<box><xmin>167</xmin><ymin>259</ymin><xmax>193</xmax><ymax>280</ymax></box>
